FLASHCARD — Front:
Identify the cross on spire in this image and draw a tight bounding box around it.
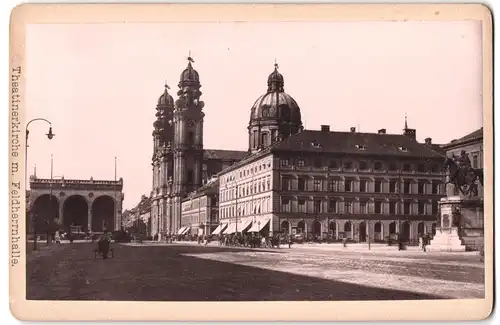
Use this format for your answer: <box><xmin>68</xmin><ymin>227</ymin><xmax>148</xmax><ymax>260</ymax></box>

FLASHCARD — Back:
<box><xmin>164</xmin><ymin>79</ymin><xmax>170</xmax><ymax>90</ymax></box>
<box><xmin>187</xmin><ymin>50</ymin><xmax>195</xmax><ymax>63</ymax></box>
<box><xmin>274</xmin><ymin>58</ymin><xmax>279</xmax><ymax>70</ymax></box>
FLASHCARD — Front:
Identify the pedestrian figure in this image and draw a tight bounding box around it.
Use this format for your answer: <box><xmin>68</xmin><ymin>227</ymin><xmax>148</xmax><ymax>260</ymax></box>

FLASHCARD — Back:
<box><xmin>97</xmin><ymin>231</ymin><xmax>112</xmax><ymax>259</ymax></box>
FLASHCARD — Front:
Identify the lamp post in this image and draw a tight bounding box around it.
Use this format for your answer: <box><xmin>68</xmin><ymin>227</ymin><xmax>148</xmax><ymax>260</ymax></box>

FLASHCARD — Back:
<box><xmin>26</xmin><ymin>118</ymin><xmax>54</xmax><ymax>251</ymax></box>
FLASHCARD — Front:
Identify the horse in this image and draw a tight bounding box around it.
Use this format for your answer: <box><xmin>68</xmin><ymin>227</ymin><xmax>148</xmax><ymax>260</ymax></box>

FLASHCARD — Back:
<box><xmin>443</xmin><ymin>157</ymin><xmax>483</xmax><ymax>196</ymax></box>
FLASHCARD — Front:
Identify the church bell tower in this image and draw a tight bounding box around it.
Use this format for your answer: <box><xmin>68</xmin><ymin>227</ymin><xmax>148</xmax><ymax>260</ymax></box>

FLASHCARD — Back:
<box><xmin>170</xmin><ymin>55</ymin><xmax>205</xmax><ymax>232</ymax></box>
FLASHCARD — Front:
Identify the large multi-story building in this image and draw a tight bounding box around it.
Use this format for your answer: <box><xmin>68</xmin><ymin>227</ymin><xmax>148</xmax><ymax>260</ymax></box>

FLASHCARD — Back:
<box><xmin>215</xmin><ymin>64</ymin><xmax>447</xmax><ymax>243</ymax></box>
<box><xmin>149</xmin><ymin>57</ymin><xmax>246</xmax><ymax>238</ymax></box>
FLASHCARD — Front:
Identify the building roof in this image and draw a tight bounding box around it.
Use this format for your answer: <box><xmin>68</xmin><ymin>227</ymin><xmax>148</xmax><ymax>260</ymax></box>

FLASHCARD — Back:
<box><xmin>184</xmin><ymin>178</ymin><xmax>219</xmax><ymax>201</ymax></box>
<box><xmin>443</xmin><ymin>127</ymin><xmax>483</xmax><ymax>149</ymax></box>
<box><xmin>203</xmin><ymin>149</ymin><xmax>248</xmax><ymax>161</ymax></box>
<box><xmin>271</xmin><ymin>129</ymin><xmax>445</xmax><ymax>159</ymax></box>
<box><xmin>428</xmin><ymin>144</ymin><xmax>446</xmax><ymax>155</ymax></box>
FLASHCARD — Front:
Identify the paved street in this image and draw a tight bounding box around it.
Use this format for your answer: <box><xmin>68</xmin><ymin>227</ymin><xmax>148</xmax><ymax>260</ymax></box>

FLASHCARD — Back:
<box><xmin>27</xmin><ymin>242</ymin><xmax>484</xmax><ymax>301</ymax></box>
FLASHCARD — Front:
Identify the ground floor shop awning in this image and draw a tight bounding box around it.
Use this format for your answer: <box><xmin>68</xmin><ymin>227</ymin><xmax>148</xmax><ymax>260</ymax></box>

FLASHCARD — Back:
<box><xmin>181</xmin><ymin>226</ymin><xmax>191</xmax><ymax>235</ymax></box>
<box><xmin>211</xmin><ymin>223</ymin><xmax>228</xmax><ymax>236</ymax></box>
<box><xmin>238</xmin><ymin>220</ymin><xmax>252</xmax><ymax>233</ymax></box>
<box><xmin>177</xmin><ymin>226</ymin><xmax>187</xmax><ymax>235</ymax></box>
<box><xmin>223</xmin><ymin>223</ymin><xmax>236</xmax><ymax>234</ymax></box>
<box><xmin>223</xmin><ymin>220</ymin><xmax>253</xmax><ymax>234</ymax></box>
<box><xmin>248</xmin><ymin>218</ymin><xmax>270</xmax><ymax>232</ymax></box>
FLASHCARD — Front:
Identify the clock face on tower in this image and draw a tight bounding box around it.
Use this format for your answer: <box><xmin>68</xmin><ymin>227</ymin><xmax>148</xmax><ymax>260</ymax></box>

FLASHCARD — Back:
<box><xmin>187</xmin><ymin>120</ymin><xmax>195</xmax><ymax>128</ymax></box>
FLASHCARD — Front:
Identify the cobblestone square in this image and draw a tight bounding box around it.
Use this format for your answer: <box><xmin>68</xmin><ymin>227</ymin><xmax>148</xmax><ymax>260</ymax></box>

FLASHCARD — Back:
<box><xmin>27</xmin><ymin>242</ymin><xmax>484</xmax><ymax>301</ymax></box>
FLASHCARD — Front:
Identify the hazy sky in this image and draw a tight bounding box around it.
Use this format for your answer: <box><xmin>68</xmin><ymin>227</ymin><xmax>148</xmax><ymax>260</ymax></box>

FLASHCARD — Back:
<box><xmin>26</xmin><ymin>21</ymin><xmax>483</xmax><ymax>209</ymax></box>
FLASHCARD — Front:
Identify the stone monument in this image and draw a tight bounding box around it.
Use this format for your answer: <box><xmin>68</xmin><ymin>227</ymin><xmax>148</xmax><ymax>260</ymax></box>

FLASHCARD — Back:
<box><xmin>427</xmin><ymin>153</ymin><xmax>484</xmax><ymax>252</ymax></box>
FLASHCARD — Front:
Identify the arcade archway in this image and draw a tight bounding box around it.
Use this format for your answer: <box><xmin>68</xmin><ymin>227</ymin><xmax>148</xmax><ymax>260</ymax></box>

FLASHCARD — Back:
<box><xmin>389</xmin><ymin>222</ymin><xmax>397</xmax><ymax>235</ymax></box>
<box><xmin>280</xmin><ymin>220</ymin><xmax>290</xmax><ymax>234</ymax></box>
<box><xmin>418</xmin><ymin>222</ymin><xmax>425</xmax><ymax>236</ymax></box>
<box><xmin>63</xmin><ymin>195</ymin><xmax>89</xmax><ymax>232</ymax></box>
<box><xmin>344</xmin><ymin>221</ymin><xmax>352</xmax><ymax>239</ymax></box>
<box><xmin>401</xmin><ymin>221</ymin><xmax>411</xmax><ymax>241</ymax></box>
<box><xmin>329</xmin><ymin>221</ymin><xmax>337</xmax><ymax>239</ymax></box>
<box><xmin>374</xmin><ymin>222</ymin><xmax>383</xmax><ymax>241</ymax></box>
<box><xmin>359</xmin><ymin>222</ymin><xmax>367</xmax><ymax>242</ymax></box>
<box><xmin>312</xmin><ymin>220</ymin><xmax>322</xmax><ymax>238</ymax></box>
<box><xmin>296</xmin><ymin>220</ymin><xmax>306</xmax><ymax>234</ymax></box>
<box><xmin>31</xmin><ymin>194</ymin><xmax>59</xmax><ymax>233</ymax></box>
<box><xmin>91</xmin><ymin>195</ymin><xmax>115</xmax><ymax>232</ymax></box>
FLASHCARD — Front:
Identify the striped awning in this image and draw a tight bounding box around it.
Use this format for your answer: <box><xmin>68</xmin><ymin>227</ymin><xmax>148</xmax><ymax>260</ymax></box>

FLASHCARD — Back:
<box><xmin>223</xmin><ymin>223</ymin><xmax>237</xmax><ymax>234</ymax></box>
<box><xmin>181</xmin><ymin>226</ymin><xmax>191</xmax><ymax>235</ymax></box>
<box><xmin>223</xmin><ymin>221</ymin><xmax>252</xmax><ymax>234</ymax></box>
<box><xmin>211</xmin><ymin>223</ymin><xmax>228</xmax><ymax>235</ymax></box>
<box><xmin>248</xmin><ymin>219</ymin><xmax>270</xmax><ymax>233</ymax></box>
<box><xmin>177</xmin><ymin>226</ymin><xmax>187</xmax><ymax>235</ymax></box>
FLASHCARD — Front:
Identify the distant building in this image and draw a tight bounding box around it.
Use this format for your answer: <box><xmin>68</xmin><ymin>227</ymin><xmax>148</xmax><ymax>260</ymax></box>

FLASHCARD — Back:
<box><xmin>124</xmin><ymin>195</ymin><xmax>152</xmax><ymax>235</ymax></box>
<box><xmin>28</xmin><ymin>176</ymin><xmax>124</xmax><ymax>233</ymax></box>
<box><xmin>178</xmin><ymin>178</ymin><xmax>219</xmax><ymax>237</ymax></box>
<box><xmin>443</xmin><ymin>127</ymin><xmax>483</xmax><ymax>168</ymax></box>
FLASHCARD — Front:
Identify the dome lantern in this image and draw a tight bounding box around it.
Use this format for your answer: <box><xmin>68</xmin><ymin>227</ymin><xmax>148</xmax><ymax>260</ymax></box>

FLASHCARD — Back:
<box><xmin>267</xmin><ymin>61</ymin><xmax>284</xmax><ymax>93</ymax></box>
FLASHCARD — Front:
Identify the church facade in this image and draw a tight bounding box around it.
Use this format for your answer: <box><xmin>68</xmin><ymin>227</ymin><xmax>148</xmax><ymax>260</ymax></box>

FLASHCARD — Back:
<box><xmin>149</xmin><ymin>57</ymin><xmax>245</xmax><ymax>237</ymax></box>
<box><xmin>151</xmin><ymin>58</ymin><xmax>448</xmax><ymax>243</ymax></box>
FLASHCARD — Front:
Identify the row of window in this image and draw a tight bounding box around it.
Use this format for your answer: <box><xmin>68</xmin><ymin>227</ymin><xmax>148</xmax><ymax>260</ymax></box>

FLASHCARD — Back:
<box><xmin>181</xmin><ymin>212</ymin><xmax>208</xmax><ymax>226</ymax></box>
<box><xmin>281</xmin><ymin>177</ymin><xmax>443</xmax><ymax>195</ymax></box>
<box><xmin>280</xmin><ymin>198</ymin><xmax>439</xmax><ymax>215</ymax></box>
<box><xmin>221</xmin><ymin>176</ymin><xmax>272</xmax><ymax>202</ymax></box>
<box><xmin>220</xmin><ymin>197</ymin><xmax>271</xmax><ymax>219</ymax></box>
<box><xmin>280</xmin><ymin>158</ymin><xmax>440</xmax><ymax>173</ymax></box>
<box><xmin>221</xmin><ymin>160</ymin><xmax>272</xmax><ymax>185</ymax></box>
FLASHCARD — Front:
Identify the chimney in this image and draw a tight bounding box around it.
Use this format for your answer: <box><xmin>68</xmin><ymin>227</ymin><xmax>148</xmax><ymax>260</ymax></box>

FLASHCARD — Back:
<box><xmin>350</xmin><ymin>127</ymin><xmax>356</xmax><ymax>133</ymax></box>
<box><xmin>378</xmin><ymin>128</ymin><xmax>386</xmax><ymax>134</ymax></box>
<box><xmin>321</xmin><ymin>125</ymin><xmax>330</xmax><ymax>132</ymax></box>
<box><xmin>425</xmin><ymin>137</ymin><xmax>432</xmax><ymax>145</ymax></box>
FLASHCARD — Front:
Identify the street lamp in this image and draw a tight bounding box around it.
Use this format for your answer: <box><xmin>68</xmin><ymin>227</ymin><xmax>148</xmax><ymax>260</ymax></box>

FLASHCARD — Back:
<box><xmin>26</xmin><ymin>118</ymin><xmax>54</xmax><ymax>251</ymax></box>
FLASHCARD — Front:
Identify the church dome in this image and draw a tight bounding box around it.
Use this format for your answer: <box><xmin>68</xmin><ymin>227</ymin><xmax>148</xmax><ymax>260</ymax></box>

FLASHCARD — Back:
<box><xmin>179</xmin><ymin>59</ymin><xmax>199</xmax><ymax>83</ymax></box>
<box><xmin>247</xmin><ymin>63</ymin><xmax>303</xmax><ymax>153</ymax></box>
<box><xmin>249</xmin><ymin>63</ymin><xmax>302</xmax><ymax>126</ymax></box>
<box><xmin>250</xmin><ymin>92</ymin><xmax>302</xmax><ymax>124</ymax></box>
<box><xmin>157</xmin><ymin>84</ymin><xmax>174</xmax><ymax>107</ymax></box>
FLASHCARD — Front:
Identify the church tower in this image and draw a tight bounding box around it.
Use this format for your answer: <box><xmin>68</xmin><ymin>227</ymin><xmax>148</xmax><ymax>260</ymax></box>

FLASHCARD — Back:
<box><xmin>170</xmin><ymin>55</ymin><xmax>205</xmax><ymax>232</ymax></box>
<box><xmin>151</xmin><ymin>81</ymin><xmax>175</xmax><ymax>237</ymax></box>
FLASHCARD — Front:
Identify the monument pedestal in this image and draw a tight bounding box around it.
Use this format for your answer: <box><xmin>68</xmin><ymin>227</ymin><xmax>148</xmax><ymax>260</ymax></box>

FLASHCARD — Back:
<box><xmin>427</xmin><ymin>196</ymin><xmax>466</xmax><ymax>252</ymax></box>
<box><xmin>427</xmin><ymin>226</ymin><xmax>465</xmax><ymax>252</ymax></box>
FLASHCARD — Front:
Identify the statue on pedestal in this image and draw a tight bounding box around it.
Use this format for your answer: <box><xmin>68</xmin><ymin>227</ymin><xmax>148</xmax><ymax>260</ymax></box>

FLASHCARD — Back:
<box><xmin>444</xmin><ymin>150</ymin><xmax>483</xmax><ymax>197</ymax></box>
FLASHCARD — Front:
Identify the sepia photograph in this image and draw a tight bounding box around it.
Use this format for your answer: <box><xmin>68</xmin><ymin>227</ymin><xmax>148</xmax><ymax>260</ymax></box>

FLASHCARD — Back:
<box><xmin>9</xmin><ymin>3</ymin><xmax>493</xmax><ymax>322</ymax></box>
